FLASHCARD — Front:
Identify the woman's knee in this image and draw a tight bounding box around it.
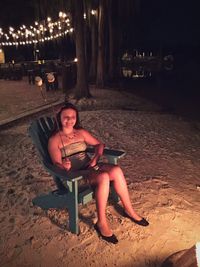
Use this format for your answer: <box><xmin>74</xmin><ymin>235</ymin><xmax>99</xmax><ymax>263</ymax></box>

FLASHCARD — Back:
<box><xmin>110</xmin><ymin>165</ymin><xmax>122</xmax><ymax>175</ymax></box>
<box><xmin>96</xmin><ymin>172</ymin><xmax>110</xmax><ymax>185</ymax></box>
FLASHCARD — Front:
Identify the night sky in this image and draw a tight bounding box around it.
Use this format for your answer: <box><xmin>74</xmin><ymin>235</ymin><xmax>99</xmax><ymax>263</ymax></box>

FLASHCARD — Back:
<box><xmin>140</xmin><ymin>0</ymin><xmax>200</xmax><ymax>46</ymax></box>
<box><xmin>0</xmin><ymin>0</ymin><xmax>34</xmax><ymax>27</ymax></box>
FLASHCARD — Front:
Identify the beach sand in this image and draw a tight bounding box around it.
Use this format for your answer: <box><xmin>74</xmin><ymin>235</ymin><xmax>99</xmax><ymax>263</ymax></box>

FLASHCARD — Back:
<box><xmin>0</xmin><ymin>79</ymin><xmax>200</xmax><ymax>267</ymax></box>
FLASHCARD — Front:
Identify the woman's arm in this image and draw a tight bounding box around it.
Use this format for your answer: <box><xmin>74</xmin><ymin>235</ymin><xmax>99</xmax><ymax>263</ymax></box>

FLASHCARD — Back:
<box><xmin>48</xmin><ymin>136</ymin><xmax>71</xmax><ymax>171</ymax></box>
<box><xmin>80</xmin><ymin>129</ymin><xmax>105</xmax><ymax>167</ymax></box>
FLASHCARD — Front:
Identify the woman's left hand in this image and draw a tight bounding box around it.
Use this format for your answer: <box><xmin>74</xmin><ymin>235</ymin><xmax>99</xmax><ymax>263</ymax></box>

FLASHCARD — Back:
<box><xmin>88</xmin><ymin>157</ymin><xmax>98</xmax><ymax>168</ymax></box>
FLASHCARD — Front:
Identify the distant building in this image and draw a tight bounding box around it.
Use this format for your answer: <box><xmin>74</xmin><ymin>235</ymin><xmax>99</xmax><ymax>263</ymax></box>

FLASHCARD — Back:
<box><xmin>0</xmin><ymin>48</ymin><xmax>5</xmax><ymax>63</ymax></box>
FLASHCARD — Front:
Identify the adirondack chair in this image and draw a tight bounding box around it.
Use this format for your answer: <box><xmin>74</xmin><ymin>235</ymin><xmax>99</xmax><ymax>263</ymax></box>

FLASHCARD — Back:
<box><xmin>28</xmin><ymin>116</ymin><xmax>126</xmax><ymax>234</ymax></box>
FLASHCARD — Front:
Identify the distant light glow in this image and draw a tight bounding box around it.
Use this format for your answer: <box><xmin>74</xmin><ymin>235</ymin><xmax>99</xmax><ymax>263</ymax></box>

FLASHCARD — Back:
<box><xmin>91</xmin><ymin>9</ymin><xmax>97</xmax><ymax>15</ymax></box>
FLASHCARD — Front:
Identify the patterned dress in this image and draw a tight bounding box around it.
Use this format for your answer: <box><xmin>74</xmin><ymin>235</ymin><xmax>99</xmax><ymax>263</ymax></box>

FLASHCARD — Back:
<box><xmin>60</xmin><ymin>141</ymin><xmax>91</xmax><ymax>172</ymax></box>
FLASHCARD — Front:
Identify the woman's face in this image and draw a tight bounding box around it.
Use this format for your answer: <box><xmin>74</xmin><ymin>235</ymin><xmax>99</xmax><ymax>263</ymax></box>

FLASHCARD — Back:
<box><xmin>60</xmin><ymin>108</ymin><xmax>77</xmax><ymax>129</ymax></box>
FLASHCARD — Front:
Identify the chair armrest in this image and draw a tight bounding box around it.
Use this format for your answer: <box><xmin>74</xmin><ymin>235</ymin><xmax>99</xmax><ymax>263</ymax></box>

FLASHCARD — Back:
<box><xmin>86</xmin><ymin>147</ymin><xmax>126</xmax><ymax>158</ymax></box>
<box><xmin>104</xmin><ymin>148</ymin><xmax>126</xmax><ymax>165</ymax></box>
<box><xmin>86</xmin><ymin>147</ymin><xmax>126</xmax><ymax>165</ymax></box>
<box><xmin>104</xmin><ymin>148</ymin><xmax>126</xmax><ymax>159</ymax></box>
<box><xmin>43</xmin><ymin>161</ymin><xmax>83</xmax><ymax>182</ymax></box>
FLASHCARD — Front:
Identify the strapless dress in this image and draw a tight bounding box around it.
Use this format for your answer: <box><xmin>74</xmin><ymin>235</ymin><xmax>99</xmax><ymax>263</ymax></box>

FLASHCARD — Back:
<box><xmin>60</xmin><ymin>141</ymin><xmax>91</xmax><ymax>172</ymax></box>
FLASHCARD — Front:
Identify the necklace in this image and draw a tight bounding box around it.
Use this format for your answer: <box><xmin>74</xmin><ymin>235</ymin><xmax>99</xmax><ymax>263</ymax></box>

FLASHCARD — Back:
<box><xmin>63</xmin><ymin>130</ymin><xmax>76</xmax><ymax>140</ymax></box>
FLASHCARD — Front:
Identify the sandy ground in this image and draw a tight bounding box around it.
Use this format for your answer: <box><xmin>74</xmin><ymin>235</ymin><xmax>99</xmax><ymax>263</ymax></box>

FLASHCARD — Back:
<box><xmin>0</xmin><ymin>79</ymin><xmax>200</xmax><ymax>267</ymax></box>
<box><xmin>0</xmin><ymin>78</ymin><xmax>64</xmax><ymax>122</ymax></box>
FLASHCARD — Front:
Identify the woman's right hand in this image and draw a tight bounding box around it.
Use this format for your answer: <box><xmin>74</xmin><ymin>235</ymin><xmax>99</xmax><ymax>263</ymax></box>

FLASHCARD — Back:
<box><xmin>62</xmin><ymin>158</ymin><xmax>71</xmax><ymax>171</ymax></box>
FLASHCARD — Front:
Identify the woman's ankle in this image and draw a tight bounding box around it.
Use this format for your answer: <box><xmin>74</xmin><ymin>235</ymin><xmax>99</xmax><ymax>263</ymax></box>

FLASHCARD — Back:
<box><xmin>124</xmin><ymin>209</ymin><xmax>142</xmax><ymax>221</ymax></box>
<box><xmin>96</xmin><ymin>220</ymin><xmax>113</xmax><ymax>236</ymax></box>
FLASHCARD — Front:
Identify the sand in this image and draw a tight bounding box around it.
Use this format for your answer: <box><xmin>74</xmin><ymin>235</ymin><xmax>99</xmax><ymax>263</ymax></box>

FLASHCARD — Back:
<box><xmin>0</xmin><ymin>79</ymin><xmax>200</xmax><ymax>267</ymax></box>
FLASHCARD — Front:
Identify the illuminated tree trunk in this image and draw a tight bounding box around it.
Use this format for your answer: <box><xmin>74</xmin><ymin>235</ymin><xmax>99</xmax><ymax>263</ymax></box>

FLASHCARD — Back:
<box><xmin>96</xmin><ymin>0</ymin><xmax>106</xmax><ymax>88</ymax></box>
<box><xmin>74</xmin><ymin>0</ymin><xmax>90</xmax><ymax>98</ymax></box>
<box><xmin>89</xmin><ymin>11</ymin><xmax>98</xmax><ymax>82</ymax></box>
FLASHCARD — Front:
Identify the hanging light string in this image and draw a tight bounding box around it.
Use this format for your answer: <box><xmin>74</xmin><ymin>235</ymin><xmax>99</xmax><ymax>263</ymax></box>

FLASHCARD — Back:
<box><xmin>0</xmin><ymin>12</ymin><xmax>74</xmax><ymax>47</ymax></box>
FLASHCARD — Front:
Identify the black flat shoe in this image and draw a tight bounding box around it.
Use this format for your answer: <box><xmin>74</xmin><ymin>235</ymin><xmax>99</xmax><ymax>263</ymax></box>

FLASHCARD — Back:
<box><xmin>94</xmin><ymin>224</ymin><xmax>118</xmax><ymax>244</ymax></box>
<box><xmin>122</xmin><ymin>211</ymin><xmax>149</xmax><ymax>226</ymax></box>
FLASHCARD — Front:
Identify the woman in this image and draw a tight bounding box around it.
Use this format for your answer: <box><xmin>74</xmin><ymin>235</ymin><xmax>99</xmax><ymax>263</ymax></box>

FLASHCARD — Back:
<box><xmin>48</xmin><ymin>103</ymin><xmax>149</xmax><ymax>244</ymax></box>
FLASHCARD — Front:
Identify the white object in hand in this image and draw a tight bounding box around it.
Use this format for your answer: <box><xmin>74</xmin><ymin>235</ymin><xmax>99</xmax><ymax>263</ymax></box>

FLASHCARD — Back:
<box><xmin>35</xmin><ymin>76</ymin><xmax>43</xmax><ymax>87</ymax></box>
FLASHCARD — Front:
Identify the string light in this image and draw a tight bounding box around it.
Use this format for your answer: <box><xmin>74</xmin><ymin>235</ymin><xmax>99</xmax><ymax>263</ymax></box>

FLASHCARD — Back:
<box><xmin>91</xmin><ymin>9</ymin><xmax>97</xmax><ymax>15</ymax></box>
<box><xmin>0</xmin><ymin>12</ymin><xmax>73</xmax><ymax>47</ymax></box>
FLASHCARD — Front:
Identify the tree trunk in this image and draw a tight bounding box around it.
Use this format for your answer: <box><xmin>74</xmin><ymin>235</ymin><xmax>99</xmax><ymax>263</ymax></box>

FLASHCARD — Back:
<box><xmin>89</xmin><ymin>12</ymin><xmax>98</xmax><ymax>82</ymax></box>
<box><xmin>96</xmin><ymin>0</ymin><xmax>106</xmax><ymax>88</ymax></box>
<box><xmin>114</xmin><ymin>0</ymin><xmax>123</xmax><ymax>81</ymax></box>
<box><xmin>73</xmin><ymin>0</ymin><xmax>90</xmax><ymax>99</ymax></box>
<box><xmin>108</xmin><ymin>0</ymin><xmax>114</xmax><ymax>82</ymax></box>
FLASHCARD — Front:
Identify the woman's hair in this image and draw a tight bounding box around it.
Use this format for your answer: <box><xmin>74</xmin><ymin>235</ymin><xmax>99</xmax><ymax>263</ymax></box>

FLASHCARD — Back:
<box><xmin>52</xmin><ymin>103</ymin><xmax>82</xmax><ymax>134</ymax></box>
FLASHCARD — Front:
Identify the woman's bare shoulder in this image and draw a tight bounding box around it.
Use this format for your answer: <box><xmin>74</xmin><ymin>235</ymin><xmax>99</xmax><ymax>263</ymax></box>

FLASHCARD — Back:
<box><xmin>77</xmin><ymin>128</ymin><xmax>90</xmax><ymax>136</ymax></box>
<box><xmin>48</xmin><ymin>132</ymin><xmax>60</xmax><ymax>143</ymax></box>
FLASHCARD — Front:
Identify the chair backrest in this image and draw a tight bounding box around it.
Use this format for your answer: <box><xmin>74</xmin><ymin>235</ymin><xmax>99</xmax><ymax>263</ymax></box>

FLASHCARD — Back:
<box><xmin>29</xmin><ymin>116</ymin><xmax>69</xmax><ymax>191</ymax></box>
<box><xmin>28</xmin><ymin>116</ymin><xmax>55</xmax><ymax>165</ymax></box>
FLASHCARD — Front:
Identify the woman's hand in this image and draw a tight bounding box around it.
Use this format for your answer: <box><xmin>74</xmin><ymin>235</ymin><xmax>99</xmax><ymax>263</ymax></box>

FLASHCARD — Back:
<box><xmin>62</xmin><ymin>158</ymin><xmax>71</xmax><ymax>171</ymax></box>
<box><xmin>88</xmin><ymin>157</ymin><xmax>98</xmax><ymax>168</ymax></box>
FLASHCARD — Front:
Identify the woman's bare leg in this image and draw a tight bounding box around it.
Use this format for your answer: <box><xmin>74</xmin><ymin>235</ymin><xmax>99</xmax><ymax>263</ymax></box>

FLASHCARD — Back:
<box><xmin>89</xmin><ymin>171</ymin><xmax>113</xmax><ymax>236</ymax></box>
<box><xmin>100</xmin><ymin>165</ymin><xmax>142</xmax><ymax>221</ymax></box>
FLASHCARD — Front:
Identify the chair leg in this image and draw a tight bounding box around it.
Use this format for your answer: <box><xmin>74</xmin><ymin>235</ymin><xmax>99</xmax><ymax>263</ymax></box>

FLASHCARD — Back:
<box><xmin>68</xmin><ymin>181</ymin><xmax>79</xmax><ymax>234</ymax></box>
<box><xmin>110</xmin><ymin>182</ymin><xmax>120</xmax><ymax>203</ymax></box>
<box><xmin>106</xmin><ymin>158</ymin><xmax>120</xmax><ymax>203</ymax></box>
<box><xmin>68</xmin><ymin>201</ymin><xmax>79</xmax><ymax>234</ymax></box>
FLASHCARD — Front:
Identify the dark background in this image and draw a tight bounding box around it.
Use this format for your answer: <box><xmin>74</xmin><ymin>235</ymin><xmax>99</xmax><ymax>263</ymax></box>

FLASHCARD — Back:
<box><xmin>0</xmin><ymin>0</ymin><xmax>200</xmax><ymax>119</ymax></box>
<box><xmin>1</xmin><ymin>0</ymin><xmax>200</xmax><ymax>49</ymax></box>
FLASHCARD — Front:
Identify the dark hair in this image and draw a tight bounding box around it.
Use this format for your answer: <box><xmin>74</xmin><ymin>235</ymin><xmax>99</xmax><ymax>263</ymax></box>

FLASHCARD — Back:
<box><xmin>52</xmin><ymin>103</ymin><xmax>82</xmax><ymax>134</ymax></box>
